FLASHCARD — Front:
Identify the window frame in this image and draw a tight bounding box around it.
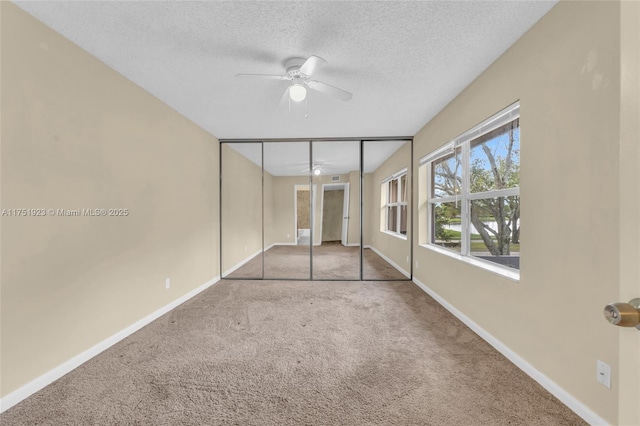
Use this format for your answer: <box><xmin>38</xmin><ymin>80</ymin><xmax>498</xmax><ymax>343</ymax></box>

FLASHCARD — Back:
<box><xmin>382</xmin><ymin>168</ymin><xmax>408</xmax><ymax>239</ymax></box>
<box><xmin>420</xmin><ymin>102</ymin><xmax>520</xmax><ymax>280</ymax></box>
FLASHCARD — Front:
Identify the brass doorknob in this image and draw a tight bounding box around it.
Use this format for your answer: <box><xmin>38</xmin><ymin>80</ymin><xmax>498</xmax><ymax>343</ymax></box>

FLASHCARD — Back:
<box><xmin>603</xmin><ymin>298</ymin><xmax>640</xmax><ymax>329</ymax></box>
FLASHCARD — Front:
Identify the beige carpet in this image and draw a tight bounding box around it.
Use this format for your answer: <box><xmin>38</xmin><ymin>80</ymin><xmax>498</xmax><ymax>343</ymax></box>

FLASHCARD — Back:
<box><xmin>1</xmin><ymin>280</ymin><xmax>585</xmax><ymax>425</ymax></box>
<box><xmin>226</xmin><ymin>242</ymin><xmax>408</xmax><ymax>280</ymax></box>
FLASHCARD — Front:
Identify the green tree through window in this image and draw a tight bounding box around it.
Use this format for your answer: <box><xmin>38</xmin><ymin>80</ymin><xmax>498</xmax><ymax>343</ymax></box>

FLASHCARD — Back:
<box><xmin>422</xmin><ymin>102</ymin><xmax>520</xmax><ymax>272</ymax></box>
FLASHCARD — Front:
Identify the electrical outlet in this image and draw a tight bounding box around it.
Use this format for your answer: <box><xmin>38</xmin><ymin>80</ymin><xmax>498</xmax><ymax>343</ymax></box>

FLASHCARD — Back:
<box><xmin>415</xmin><ymin>260</ymin><xmax>419</xmax><ymax>269</ymax></box>
<box><xmin>406</xmin><ymin>256</ymin><xmax>409</xmax><ymax>263</ymax></box>
<box><xmin>597</xmin><ymin>360</ymin><xmax>611</xmax><ymax>389</ymax></box>
<box><xmin>287</xmin><ymin>234</ymin><xmax>290</xmax><ymax>238</ymax></box>
<box><xmin>165</xmin><ymin>278</ymin><xmax>170</xmax><ymax>290</ymax></box>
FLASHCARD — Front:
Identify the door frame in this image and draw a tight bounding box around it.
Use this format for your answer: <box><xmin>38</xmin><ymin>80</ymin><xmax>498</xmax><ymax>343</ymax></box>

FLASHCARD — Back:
<box><xmin>219</xmin><ymin>137</ymin><xmax>413</xmax><ymax>282</ymax></box>
<box><xmin>318</xmin><ymin>183</ymin><xmax>350</xmax><ymax>246</ymax></box>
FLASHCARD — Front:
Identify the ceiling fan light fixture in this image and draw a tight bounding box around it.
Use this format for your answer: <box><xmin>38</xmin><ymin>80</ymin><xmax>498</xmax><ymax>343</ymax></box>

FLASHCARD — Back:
<box><xmin>289</xmin><ymin>84</ymin><xmax>307</xmax><ymax>102</ymax></box>
<box><xmin>313</xmin><ymin>167</ymin><xmax>321</xmax><ymax>176</ymax></box>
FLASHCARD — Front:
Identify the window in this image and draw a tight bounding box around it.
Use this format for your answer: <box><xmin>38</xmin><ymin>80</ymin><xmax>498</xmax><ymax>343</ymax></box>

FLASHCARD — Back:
<box><xmin>383</xmin><ymin>169</ymin><xmax>408</xmax><ymax>237</ymax></box>
<box><xmin>420</xmin><ymin>103</ymin><xmax>520</xmax><ymax>275</ymax></box>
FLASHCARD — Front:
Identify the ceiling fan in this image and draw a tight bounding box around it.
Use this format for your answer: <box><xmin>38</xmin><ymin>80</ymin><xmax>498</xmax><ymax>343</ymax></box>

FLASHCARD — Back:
<box><xmin>236</xmin><ymin>56</ymin><xmax>353</xmax><ymax>103</ymax></box>
<box><xmin>289</xmin><ymin>159</ymin><xmax>339</xmax><ymax>175</ymax></box>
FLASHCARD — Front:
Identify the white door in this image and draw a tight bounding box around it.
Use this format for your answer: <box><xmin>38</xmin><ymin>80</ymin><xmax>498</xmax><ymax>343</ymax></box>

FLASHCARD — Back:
<box><xmin>341</xmin><ymin>183</ymin><xmax>350</xmax><ymax>246</ymax></box>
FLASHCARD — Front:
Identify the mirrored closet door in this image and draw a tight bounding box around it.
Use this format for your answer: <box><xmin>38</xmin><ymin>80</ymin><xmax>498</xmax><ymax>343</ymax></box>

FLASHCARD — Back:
<box><xmin>362</xmin><ymin>140</ymin><xmax>412</xmax><ymax>280</ymax></box>
<box><xmin>220</xmin><ymin>142</ymin><xmax>263</xmax><ymax>279</ymax></box>
<box><xmin>263</xmin><ymin>142</ymin><xmax>311</xmax><ymax>279</ymax></box>
<box><xmin>311</xmin><ymin>141</ymin><xmax>361</xmax><ymax>280</ymax></box>
<box><xmin>220</xmin><ymin>139</ymin><xmax>412</xmax><ymax>281</ymax></box>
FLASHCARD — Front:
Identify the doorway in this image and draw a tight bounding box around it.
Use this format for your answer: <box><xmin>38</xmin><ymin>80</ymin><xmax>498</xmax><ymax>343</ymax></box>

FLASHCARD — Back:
<box><xmin>319</xmin><ymin>183</ymin><xmax>349</xmax><ymax>246</ymax></box>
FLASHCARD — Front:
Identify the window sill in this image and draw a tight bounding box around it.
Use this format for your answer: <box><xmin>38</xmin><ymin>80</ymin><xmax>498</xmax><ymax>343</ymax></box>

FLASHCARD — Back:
<box><xmin>419</xmin><ymin>243</ymin><xmax>520</xmax><ymax>282</ymax></box>
<box><xmin>381</xmin><ymin>230</ymin><xmax>408</xmax><ymax>241</ymax></box>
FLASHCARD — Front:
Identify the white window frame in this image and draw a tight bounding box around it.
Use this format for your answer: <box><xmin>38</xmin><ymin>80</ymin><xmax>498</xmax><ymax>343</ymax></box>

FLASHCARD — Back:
<box><xmin>420</xmin><ymin>102</ymin><xmax>520</xmax><ymax>280</ymax></box>
<box><xmin>382</xmin><ymin>168</ymin><xmax>408</xmax><ymax>239</ymax></box>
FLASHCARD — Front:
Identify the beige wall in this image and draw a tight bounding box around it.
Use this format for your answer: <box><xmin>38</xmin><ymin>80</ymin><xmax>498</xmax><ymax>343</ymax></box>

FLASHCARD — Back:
<box><xmin>363</xmin><ymin>174</ymin><xmax>374</xmax><ymax>247</ymax></box>
<box><xmin>267</xmin><ymin>170</ymin><xmax>361</xmax><ymax>248</ymax></box>
<box><xmin>267</xmin><ymin>176</ymin><xmax>304</xmax><ymax>246</ymax></box>
<box><xmin>268</xmin><ymin>174</ymin><xmax>350</xmax><ymax>246</ymax></box>
<box><xmin>221</xmin><ymin>154</ymin><xmax>355</xmax><ymax>253</ymax></box>
<box><xmin>220</xmin><ymin>145</ymin><xmax>262</xmax><ymax>274</ymax></box>
<box><xmin>365</xmin><ymin>142</ymin><xmax>412</xmax><ymax>274</ymax></box>
<box><xmin>413</xmin><ymin>2</ymin><xmax>626</xmax><ymax>423</ymax></box>
<box><xmin>263</xmin><ymin>169</ymin><xmax>275</xmax><ymax>249</ymax></box>
<box><xmin>346</xmin><ymin>171</ymin><xmax>361</xmax><ymax>246</ymax></box>
<box><xmin>1</xmin><ymin>2</ymin><xmax>218</xmax><ymax>398</ymax></box>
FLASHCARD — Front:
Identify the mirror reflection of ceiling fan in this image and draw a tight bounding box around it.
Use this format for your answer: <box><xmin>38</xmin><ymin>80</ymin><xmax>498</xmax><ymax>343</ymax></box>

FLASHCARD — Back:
<box><xmin>236</xmin><ymin>55</ymin><xmax>353</xmax><ymax>104</ymax></box>
<box><xmin>291</xmin><ymin>160</ymin><xmax>340</xmax><ymax>176</ymax></box>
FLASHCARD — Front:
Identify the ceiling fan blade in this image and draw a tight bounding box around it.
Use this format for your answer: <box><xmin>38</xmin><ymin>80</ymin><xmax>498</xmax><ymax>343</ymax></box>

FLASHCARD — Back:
<box><xmin>299</xmin><ymin>55</ymin><xmax>327</xmax><ymax>76</ymax></box>
<box><xmin>306</xmin><ymin>80</ymin><xmax>353</xmax><ymax>102</ymax></box>
<box><xmin>236</xmin><ymin>73</ymin><xmax>290</xmax><ymax>81</ymax></box>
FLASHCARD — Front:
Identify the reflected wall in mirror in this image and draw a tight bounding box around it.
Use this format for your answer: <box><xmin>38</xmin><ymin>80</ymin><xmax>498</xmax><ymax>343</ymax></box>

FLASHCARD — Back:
<box><xmin>263</xmin><ymin>142</ymin><xmax>311</xmax><ymax>279</ymax></box>
<box><xmin>220</xmin><ymin>139</ymin><xmax>412</xmax><ymax>281</ymax></box>
<box><xmin>311</xmin><ymin>141</ymin><xmax>361</xmax><ymax>280</ymax></box>
<box><xmin>363</xmin><ymin>140</ymin><xmax>412</xmax><ymax>280</ymax></box>
<box><xmin>220</xmin><ymin>143</ymin><xmax>263</xmax><ymax>278</ymax></box>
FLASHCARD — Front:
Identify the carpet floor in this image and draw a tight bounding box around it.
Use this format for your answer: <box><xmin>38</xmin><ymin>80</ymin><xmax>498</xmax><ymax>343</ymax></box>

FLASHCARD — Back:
<box><xmin>226</xmin><ymin>242</ymin><xmax>408</xmax><ymax>280</ymax></box>
<box><xmin>1</xmin><ymin>280</ymin><xmax>585</xmax><ymax>425</ymax></box>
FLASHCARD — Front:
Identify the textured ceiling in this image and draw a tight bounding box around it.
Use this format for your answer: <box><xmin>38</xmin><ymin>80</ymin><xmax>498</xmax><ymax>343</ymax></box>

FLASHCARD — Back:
<box><xmin>15</xmin><ymin>1</ymin><xmax>556</xmax><ymax>140</ymax></box>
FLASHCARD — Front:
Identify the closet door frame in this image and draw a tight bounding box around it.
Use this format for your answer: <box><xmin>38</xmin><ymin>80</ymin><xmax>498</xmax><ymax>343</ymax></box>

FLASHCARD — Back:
<box><xmin>219</xmin><ymin>137</ymin><xmax>413</xmax><ymax>281</ymax></box>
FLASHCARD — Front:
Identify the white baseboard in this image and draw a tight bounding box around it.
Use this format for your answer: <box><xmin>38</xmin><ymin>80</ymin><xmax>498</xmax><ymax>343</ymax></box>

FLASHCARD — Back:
<box><xmin>0</xmin><ymin>276</ymin><xmax>220</xmax><ymax>414</ymax></box>
<box><xmin>411</xmin><ymin>277</ymin><xmax>608</xmax><ymax>426</ymax></box>
<box><xmin>368</xmin><ymin>245</ymin><xmax>411</xmax><ymax>278</ymax></box>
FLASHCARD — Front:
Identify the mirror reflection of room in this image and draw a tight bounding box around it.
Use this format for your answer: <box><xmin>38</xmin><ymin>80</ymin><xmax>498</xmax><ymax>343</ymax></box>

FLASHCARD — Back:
<box><xmin>362</xmin><ymin>140</ymin><xmax>411</xmax><ymax>280</ymax></box>
<box><xmin>220</xmin><ymin>139</ymin><xmax>412</xmax><ymax>281</ymax></box>
<box><xmin>263</xmin><ymin>142</ymin><xmax>311</xmax><ymax>279</ymax></box>
<box><xmin>311</xmin><ymin>141</ymin><xmax>360</xmax><ymax>280</ymax></box>
<box><xmin>220</xmin><ymin>142</ymin><xmax>263</xmax><ymax>279</ymax></box>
